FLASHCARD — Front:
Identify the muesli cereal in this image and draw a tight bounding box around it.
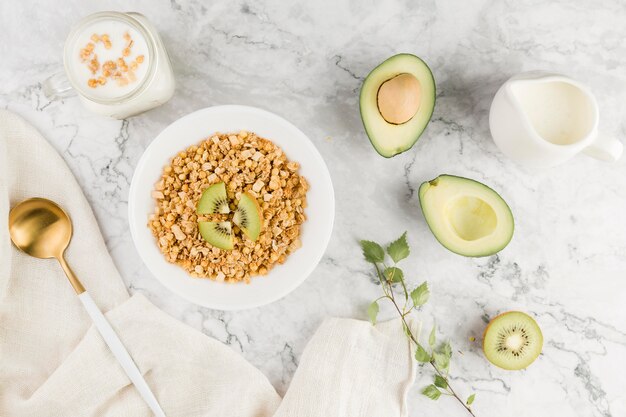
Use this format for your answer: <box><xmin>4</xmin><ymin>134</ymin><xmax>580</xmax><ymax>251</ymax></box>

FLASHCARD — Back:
<box><xmin>148</xmin><ymin>131</ymin><xmax>308</xmax><ymax>283</ymax></box>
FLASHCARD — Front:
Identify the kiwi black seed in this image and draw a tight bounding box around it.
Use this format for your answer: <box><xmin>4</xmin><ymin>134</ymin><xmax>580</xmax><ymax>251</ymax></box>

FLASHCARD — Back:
<box><xmin>215</xmin><ymin>222</ymin><xmax>231</xmax><ymax>235</ymax></box>
<box><xmin>482</xmin><ymin>311</ymin><xmax>543</xmax><ymax>370</ymax></box>
<box><xmin>234</xmin><ymin>208</ymin><xmax>250</xmax><ymax>227</ymax></box>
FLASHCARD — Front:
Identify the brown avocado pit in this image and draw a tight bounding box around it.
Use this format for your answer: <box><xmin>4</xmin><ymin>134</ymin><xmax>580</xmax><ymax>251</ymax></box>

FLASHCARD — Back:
<box><xmin>376</xmin><ymin>73</ymin><xmax>422</xmax><ymax>125</ymax></box>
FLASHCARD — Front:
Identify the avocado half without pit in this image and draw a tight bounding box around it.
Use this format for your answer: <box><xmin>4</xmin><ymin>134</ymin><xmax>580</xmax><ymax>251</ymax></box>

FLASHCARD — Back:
<box><xmin>418</xmin><ymin>175</ymin><xmax>514</xmax><ymax>257</ymax></box>
<box><xmin>359</xmin><ymin>54</ymin><xmax>436</xmax><ymax>157</ymax></box>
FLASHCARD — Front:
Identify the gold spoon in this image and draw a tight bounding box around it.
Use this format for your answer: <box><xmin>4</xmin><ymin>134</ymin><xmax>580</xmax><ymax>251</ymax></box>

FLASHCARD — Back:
<box><xmin>9</xmin><ymin>198</ymin><xmax>166</xmax><ymax>417</ymax></box>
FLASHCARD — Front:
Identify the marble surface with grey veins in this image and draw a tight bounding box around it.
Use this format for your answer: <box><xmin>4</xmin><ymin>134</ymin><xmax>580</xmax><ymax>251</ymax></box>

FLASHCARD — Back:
<box><xmin>2</xmin><ymin>0</ymin><xmax>626</xmax><ymax>416</ymax></box>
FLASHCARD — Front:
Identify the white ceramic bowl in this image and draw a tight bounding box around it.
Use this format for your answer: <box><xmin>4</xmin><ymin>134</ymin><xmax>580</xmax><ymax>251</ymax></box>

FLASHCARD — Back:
<box><xmin>128</xmin><ymin>105</ymin><xmax>335</xmax><ymax>310</ymax></box>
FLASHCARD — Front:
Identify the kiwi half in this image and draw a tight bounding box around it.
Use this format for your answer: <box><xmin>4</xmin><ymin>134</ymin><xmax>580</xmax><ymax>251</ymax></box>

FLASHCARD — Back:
<box><xmin>233</xmin><ymin>192</ymin><xmax>263</xmax><ymax>241</ymax></box>
<box><xmin>483</xmin><ymin>311</ymin><xmax>543</xmax><ymax>370</ymax></box>
<box><xmin>198</xmin><ymin>221</ymin><xmax>233</xmax><ymax>250</ymax></box>
<box><xmin>197</xmin><ymin>182</ymin><xmax>230</xmax><ymax>214</ymax></box>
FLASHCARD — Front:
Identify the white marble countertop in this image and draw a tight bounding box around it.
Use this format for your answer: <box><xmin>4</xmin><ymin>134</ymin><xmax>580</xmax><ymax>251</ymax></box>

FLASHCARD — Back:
<box><xmin>2</xmin><ymin>1</ymin><xmax>626</xmax><ymax>416</ymax></box>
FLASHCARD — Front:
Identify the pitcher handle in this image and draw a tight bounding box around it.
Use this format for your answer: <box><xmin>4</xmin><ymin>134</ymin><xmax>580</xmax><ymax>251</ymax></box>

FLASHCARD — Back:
<box><xmin>42</xmin><ymin>71</ymin><xmax>75</xmax><ymax>100</ymax></box>
<box><xmin>583</xmin><ymin>136</ymin><xmax>623</xmax><ymax>162</ymax></box>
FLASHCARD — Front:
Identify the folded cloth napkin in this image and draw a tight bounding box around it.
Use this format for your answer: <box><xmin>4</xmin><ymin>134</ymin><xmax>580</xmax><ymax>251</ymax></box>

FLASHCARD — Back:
<box><xmin>0</xmin><ymin>110</ymin><xmax>416</xmax><ymax>417</ymax></box>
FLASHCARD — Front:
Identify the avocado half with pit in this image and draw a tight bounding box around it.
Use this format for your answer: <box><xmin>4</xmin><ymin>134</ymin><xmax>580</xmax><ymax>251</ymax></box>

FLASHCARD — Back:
<box><xmin>359</xmin><ymin>54</ymin><xmax>436</xmax><ymax>158</ymax></box>
<box><xmin>418</xmin><ymin>175</ymin><xmax>514</xmax><ymax>257</ymax></box>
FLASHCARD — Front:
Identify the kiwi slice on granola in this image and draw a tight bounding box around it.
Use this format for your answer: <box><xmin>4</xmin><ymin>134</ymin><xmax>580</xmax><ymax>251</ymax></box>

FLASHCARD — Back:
<box><xmin>198</xmin><ymin>221</ymin><xmax>233</xmax><ymax>250</ymax></box>
<box><xmin>197</xmin><ymin>182</ymin><xmax>230</xmax><ymax>214</ymax></box>
<box><xmin>233</xmin><ymin>192</ymin><xmax>263</xmax><ymax>241</ymax></box>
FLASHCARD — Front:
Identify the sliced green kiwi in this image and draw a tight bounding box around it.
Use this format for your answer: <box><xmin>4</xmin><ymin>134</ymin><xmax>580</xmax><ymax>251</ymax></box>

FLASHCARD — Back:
<box><xmin>483</xmin><ymin>311</ymin><xmax>543</xmax><ymax>370</ymax></box>
<box><xmin>232</xmin><ymin>192</ymin><xmax>263</xmax><ymax>241</ymax></box>
<box><xmin>198</xmin><ymin>221</ymin><xmax>233</xmax><ymax>250</ymax></box>
<box><xmin>197</xmin><ymin>182</ymin><xmax>230</xmax><ymax>214</ymax></box>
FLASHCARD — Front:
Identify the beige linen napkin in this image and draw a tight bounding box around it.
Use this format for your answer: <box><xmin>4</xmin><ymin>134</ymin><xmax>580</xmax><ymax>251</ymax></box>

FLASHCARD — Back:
<box><xmin>0</xmin><ymin>110</ymin><xmax>416</xmax><ymax>417</ymax></box>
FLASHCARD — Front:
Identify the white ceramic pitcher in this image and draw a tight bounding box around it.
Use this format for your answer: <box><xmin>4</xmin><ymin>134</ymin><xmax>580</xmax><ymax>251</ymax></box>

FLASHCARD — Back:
<box><xmin>489</xmin><ymin>71</ymin><xmax>623</xmax><ymax>169</ymax></box>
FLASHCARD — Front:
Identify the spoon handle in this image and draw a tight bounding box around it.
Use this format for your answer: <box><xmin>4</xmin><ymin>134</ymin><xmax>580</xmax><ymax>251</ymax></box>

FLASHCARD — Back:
<box><xmin>78</xmin><ymin>292</ymin><xmax>167</xmax><ymax>417</ymax></box>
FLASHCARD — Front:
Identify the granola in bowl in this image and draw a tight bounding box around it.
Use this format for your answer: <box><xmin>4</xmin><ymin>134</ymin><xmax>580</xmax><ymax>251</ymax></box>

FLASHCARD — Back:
<box><xmin>148</xmin><ymin>130</ymin><xmax>308</xmax><ymax>283</ymax></box>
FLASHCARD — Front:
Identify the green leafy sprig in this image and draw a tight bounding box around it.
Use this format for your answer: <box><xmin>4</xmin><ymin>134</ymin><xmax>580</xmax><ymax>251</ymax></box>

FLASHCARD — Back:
<box><xmin>360</xmin><ymin>232</ymin><xmax>477</xmax><ymax>417</ymax></box>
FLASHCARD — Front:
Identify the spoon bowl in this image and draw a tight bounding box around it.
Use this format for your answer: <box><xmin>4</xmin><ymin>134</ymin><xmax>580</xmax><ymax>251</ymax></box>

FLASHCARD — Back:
<box><xmin>8</xmin><ymin>198</ymin><xmax>72</xmax><ymax>259</ymax></box>
<box><xmin>9</xmin><ymin>197</ymin><xmax>83</xmax><ymax>293</ymax></box>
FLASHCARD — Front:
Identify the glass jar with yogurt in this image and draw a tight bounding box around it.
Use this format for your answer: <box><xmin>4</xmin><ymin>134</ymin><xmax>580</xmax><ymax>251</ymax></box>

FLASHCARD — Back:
<box><xmin>43</xmin><ymin>11</ymin><xmax>175</xmax><ymax>119</ymax></box>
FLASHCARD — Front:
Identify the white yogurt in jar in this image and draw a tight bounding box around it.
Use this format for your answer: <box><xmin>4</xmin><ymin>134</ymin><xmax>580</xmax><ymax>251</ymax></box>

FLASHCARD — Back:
<box><xmin>59</xmin><ymin>12</ymin><xmax>175</xmax><ymax>119</ymax></box>
<box><xmin>69</xmin><ymin>19</ymin><xmax>151</xmax><ymax>100</ymax></box>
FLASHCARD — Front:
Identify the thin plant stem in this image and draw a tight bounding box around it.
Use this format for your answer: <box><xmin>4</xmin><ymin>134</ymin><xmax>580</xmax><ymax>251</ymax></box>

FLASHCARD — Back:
<box><xmin>373</xmin><ymin>264</ymin><xmax>477</xmax><ymax>417</ymax></box>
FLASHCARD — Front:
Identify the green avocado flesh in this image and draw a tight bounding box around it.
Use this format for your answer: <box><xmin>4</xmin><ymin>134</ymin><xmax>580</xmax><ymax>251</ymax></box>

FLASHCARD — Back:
<box><xmin>199</xmin><ymin>221</ymin><xmax>233</xmax><ymax>250</ymax></box>
<box><xmin>359</xmin><ymin>54</ymin><xmax>436</xmax><ymax>158</ymax></box>
<box><xmin>197</xmin><ymin>182</ymin><xmax>230</xmax><ymax>215</ymax></box>
<box><xmin>418</xmin><ymin>175</ymin><xmax>514</xmax><ymax>257</ymax></box>
<box><xmin>483</xmin><ymin>311</ymin><xmax>543</xmax><ymax>370</ymax></box>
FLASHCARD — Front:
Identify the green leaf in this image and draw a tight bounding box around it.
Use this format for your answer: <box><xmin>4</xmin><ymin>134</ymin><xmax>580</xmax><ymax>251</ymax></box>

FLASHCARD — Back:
<box><xmin>415</xmin><ymin>344</ymin><xmax>431</xmax><ymax>362</ymax></box>
<box><xmin>429</xmin><ymin>324</ymin><xmax>436</xmax><ymax>347</ymax></box>
<box><xmin>433</xmin><ymin>351</ymin><xmax>450</xmax><ymax>371</ymax></box>
<box><xmin>360</xmin><ymin>240</ymin><xmax>385</xmax><ymax>263</ymax></box>
<box><xmin>384</xmin><ymin>266</ymin><xmax>404</xmax><ymax>283</ymax></box>
<box><xmin>466</xmin><ymin>393</ymin><xmax>476</xmax><ymax>405</ymax></box>
<box><xmin>387</xmin><ymin>232</ymin><xmax>410</xmax><ymax>263</ymax></box>
<box><xmin>410</xmin><ymin>282</ymin><xmax>430</xmax><ymax>307</ymax></box>
<box><xmin>434</xmin><ymin>375</ymin><xmax>448</xmax><ymax>389</ymax></box>
<box><xmin>440</xmin><ymin>341</ymin><xmax>452</xmax><ymax>358</ymax></box>
<box><xmin>433</xmin><ymin>341</ymin><xmax>452</xmax><ymax>371</ymax></box>
<box><xmin>367</xmin><ymin>301</ymin><xmax>379</xmax><ymax>325</ymax></box>
<box><xmin>422</xmin><ymin>384</ymin><xmax>441</xmax><ymax>400</ymax></box>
